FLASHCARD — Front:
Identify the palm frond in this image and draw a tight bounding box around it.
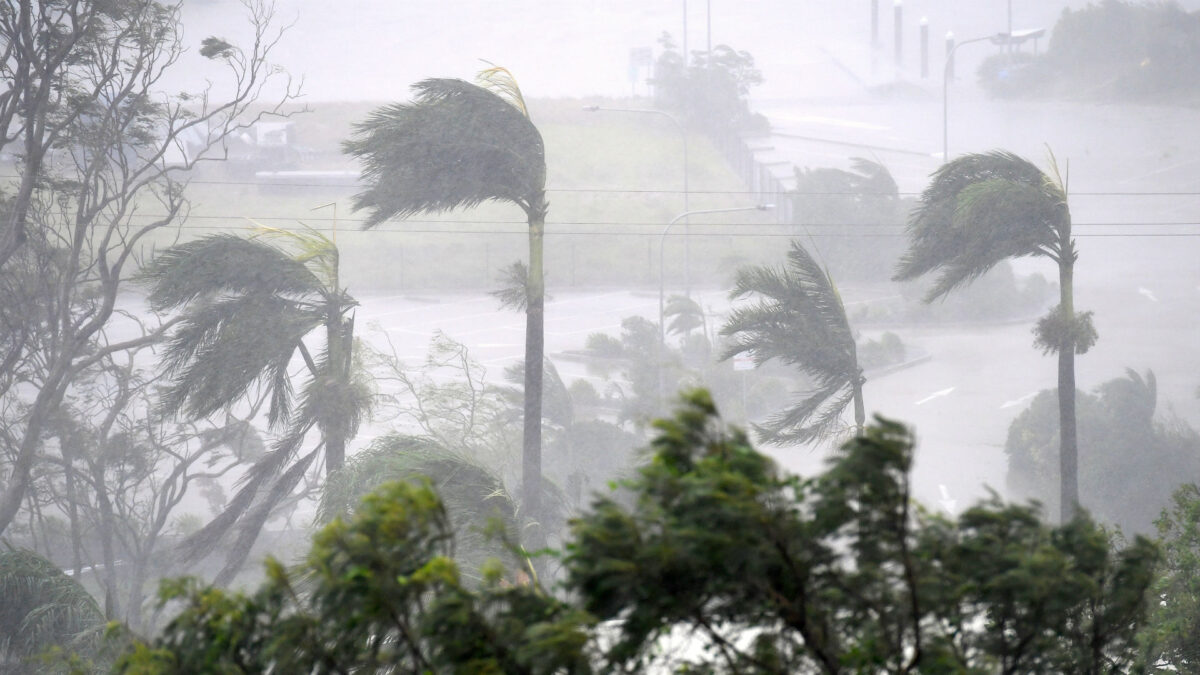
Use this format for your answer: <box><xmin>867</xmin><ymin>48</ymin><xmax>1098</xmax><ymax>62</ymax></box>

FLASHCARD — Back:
<box><xmin>894</xmin><ymin>150</ymin><xmax>1068</xmax><ymax>301</ymax></box>
<box><xmin>721</xmin><ymin>241</ymin><xmax>857</xmax><ymax>384</ymax></box>
<box><xmin>251</xmin><ymin>224</ymin><xmax>340</xmax><ymax>289</ymax></box>
<box><xmin>0</xmin><ymin>548</ymin><xmax>104</xmax><ymax>661</ymax></box>
<box><xmin>157</xmin><ymin>294</ymin><xmax>324</xmax><ymax>423</ymax></box>
<box><xmin>345</xmin><ymin>78</ymin><xmax>546</xmax><ymax>227</ymax></box>
<box><xmin>476</xmin><ymin>63</ymin><xmax>530</xmax><ymax>118</ymax></box>
<box><xmin>754</xmin><ymin>382</ymin><xmax>854</xmax><ymax>446</ymax></box>
<box><xmin>848</xmin><ymin>157</ymin><xmax>898</xmax><ymax>197</ymax></box>
<box><xmin>319</xmin><ymin>434</ymin><xmax>521</xmax><ymax>572</ymax></box>
<box><xmin>141</xmin><ymin>234</ymin><xmax>324</xmax><ymax>311</ymax></box>
<box><xmin>491</xmin><ymin>260</ymin><xmax>531</xmax><ymax>312</ymax></box>
<box><xmin>721</xmin><ymin>240</ymin><xmax>861</xmax><ymax>446</ymax></box>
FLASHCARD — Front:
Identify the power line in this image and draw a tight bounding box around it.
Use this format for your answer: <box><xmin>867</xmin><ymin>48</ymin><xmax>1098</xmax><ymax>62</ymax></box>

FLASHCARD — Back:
<box><xmin>4</xmin><ymin>174</ymin><xmax>1200</xmax><ymax>197</ymax></box>
<box><xmin>143</xmin><ymin>223</ymin><xmax>1200</xmax><ymax>238</ymax></box>
<box><xmin>128</xmin><ymin>213</ymin><xmax>1200</xmax><ymax>228</ymax></box>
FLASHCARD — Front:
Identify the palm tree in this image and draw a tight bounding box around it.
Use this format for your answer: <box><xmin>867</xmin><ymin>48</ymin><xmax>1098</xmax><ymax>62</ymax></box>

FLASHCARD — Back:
<box><xmin>893</xmin><ymin>150</ymin><xmax>1095</xmax><ymax>523</ymax></box>
<box><xmin>344</xmin><ymin>67</ymin><xmax>550</xmax><ymax>518</ymax></box>
<box><xmin>0</xmin><ymin>547</ymin><xmax>104</xmax><ymax>671</ymax></box>
<box><xmin>721</xmin><ymin>240</ymin><xmax>865</xmax><ymax>445</ymax></box>
<box><xmin>142</xmin><ymin>228</ymin><xmax>372</xmax><ymax>581</ymax></box>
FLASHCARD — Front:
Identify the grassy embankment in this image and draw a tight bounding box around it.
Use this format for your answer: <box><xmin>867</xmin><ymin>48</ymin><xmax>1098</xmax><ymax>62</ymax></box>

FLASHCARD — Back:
<box><xmin>167</xmin><ymin>99</ymin><xmax>784</xmax><ymax>293</ymax></box>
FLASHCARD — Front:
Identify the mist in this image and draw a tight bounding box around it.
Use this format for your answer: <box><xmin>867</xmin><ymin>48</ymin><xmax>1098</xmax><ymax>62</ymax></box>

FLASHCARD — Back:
<box><xmin>3</xmin><ymin>0</ymin><xmax>1200</xmax><ymax>670</ymax></box>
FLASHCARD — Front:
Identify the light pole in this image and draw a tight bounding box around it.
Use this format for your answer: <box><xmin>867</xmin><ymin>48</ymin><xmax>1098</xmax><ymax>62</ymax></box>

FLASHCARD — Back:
<box><xmin>657</xmin><ymin>204</ymin><xmax>773</xmax><ymax>404</ymax></box>
<box><xmin>942</xmin><ymin>29</ymin><xmax>1044</xmax><ymax>161</ymax></box>
<box><xmin>943</xmin><ymin>33</ymin><xmax>1006</xmax><ymax>162</ymax></box>
<box><xmin>583</xmin><ymin>105</ymin><xmax>692</xmax><ymax>291</ymax></box>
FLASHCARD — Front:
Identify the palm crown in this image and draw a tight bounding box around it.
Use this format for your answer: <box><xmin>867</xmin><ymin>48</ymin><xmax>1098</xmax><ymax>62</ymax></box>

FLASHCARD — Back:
<box><xmin>722</xmin><ymin>240</ymin><xmax>864</xmax><ymax>445</ymax></box>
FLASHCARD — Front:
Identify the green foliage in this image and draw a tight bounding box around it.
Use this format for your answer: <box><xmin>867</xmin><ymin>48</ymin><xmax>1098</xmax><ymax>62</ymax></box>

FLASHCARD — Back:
<box><xmin>114</xmin><ymin>481</ymin><xmax>594</xmax><ymax>674</ymax></box>
<box><xmin>345</xmin><ymin>77</ymin><xmax>547</xmax><ymax>227</ymax></box>
<box><xmin>789</xmin><ymin>158</ymin><xmax>908</xmax><ymax>282</ymax></box>
<box><xmin>895</xmin><ymin>151</ymin><xmax>1067</xmax><ymax>302</ymax></box>
<box><xmin>116</xmin><ymin>392</ymin><xmax>1160</xmax><ymax>673</ymax></box>
<box><xmin>319</xmin><ymin>434</ymin><xmax>523</xmax><ymax>577</ymax></box>
<box><xmin>0</xmin><ymin>547</ymin><xmax>105</xmax><ymax>673</ymax></box>
<box><xmin>1033</xmin><ymin>304</ymin><xmax>1099</xmax><ymax>355</ymax></box>
<box><xmin>857</xmin><ymin>331</ymin><xmax>907</xmax><ymax>371</ymax></box>
<box><xmin>565</xmin><ymin>390</ymin><xmax>1159</xmax><ymax>673</ymax></box>
<box><xmin>979</xmin><ymin>1</ymin><xmax>1200</xmax><ymax>102</ymax></box>
<box><xmin>1006</xmin><ymin>369</ymin><xmax>1200</xmax><ymax>533</ymax></box>
<box><xmin>721</xmin><ymin>240</ymin><xmax>864</xmax><ymax>445</ymax></box>
<box><xmin>650</xmin><ymin>33</ymin><xmax>766</xmax><ymax>133</ymax></box>
<box><xmin>1142</xmin><ymin>483</ymin><xmax>1200</xmax><ymax>672</ymax></box>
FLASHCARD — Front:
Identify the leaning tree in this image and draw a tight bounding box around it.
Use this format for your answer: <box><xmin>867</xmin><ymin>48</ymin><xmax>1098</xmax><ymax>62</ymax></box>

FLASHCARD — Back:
<box><xmin>894</xmin><ymin>150</ymin><xmax>1094</xmax><ymax>522</ymax></box>
<box><xmin>721</xmin><ymin>240</ymin><xmax>865</xmax><ymax>445</ymax></box>
<box><xmin>344</xmin><ymin>68</ymin><xmax>550</xmax><ymax>519</ymax></box>
<box><xmin>142</xmin><ymin>228</ymin><xmax>371</xmax><ymax>582</ymax></box>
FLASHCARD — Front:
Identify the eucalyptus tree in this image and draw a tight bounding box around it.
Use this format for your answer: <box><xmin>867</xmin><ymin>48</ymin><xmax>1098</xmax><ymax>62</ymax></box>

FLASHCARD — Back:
<box><xmin>894</xmin><ymin>150</ymin><xmax>1093</xmax><ymax>522</ymax></box>
<box><xmin>0</xmin><ymin>0</ymin><xmax>299</xmax><ymax>537</ymax></box>
<box><xmin>142</xmin><ymin>228</ymin><xmax>371</xmax><ymax>582</ymax></box>
<box><xmin>721</xmin><ymin>240</ymin><xmax>865</xmax><ymax>445</ymax></box>
<box><xmin>345</xmin><ymin>67</ymin><xmax>551</xmax><ymax>518</ymax></box>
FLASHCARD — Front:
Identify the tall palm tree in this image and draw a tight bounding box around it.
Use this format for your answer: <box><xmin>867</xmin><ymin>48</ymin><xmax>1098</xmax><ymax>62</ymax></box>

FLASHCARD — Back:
<box><xmin>142</xmin><ymin>228</ymin><xmax>372</xmax><ymax>581</ymax></box>
<box><xmin>344</xmin><ymin>67</ymin><xmax>550</xmax><ymax>518</ymax></box>
<box><xmin>721</xmin><ymin>240</ymin><xmax>865</xmax><ymax>445</ymax></box>
<box><xmin>893</xmin><ymin>150</ymin><xmax>1095</xmax><ymax>523</ymax></box>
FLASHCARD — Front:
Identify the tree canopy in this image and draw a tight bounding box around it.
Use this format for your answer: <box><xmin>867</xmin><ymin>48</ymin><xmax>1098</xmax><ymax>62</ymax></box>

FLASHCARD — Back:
<box><xmin>117</xmin><ymin>391</ymin><xmax>1159</xmax><ymax>674</ymax></box>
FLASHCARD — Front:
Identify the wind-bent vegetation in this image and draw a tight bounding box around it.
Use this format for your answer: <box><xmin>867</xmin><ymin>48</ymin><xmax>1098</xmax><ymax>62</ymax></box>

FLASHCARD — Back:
<box><xmin>345</xmin><ymin>68</ymin><xmax>552</xmax><ymax>522</ymax></box>
<box><xmin>895</xmin><ymin>150</ymin><xmax>1093</xmax><ymax>522</ymax></box>
<box><xmin>722</xmin><ymin>240</ymin><xmax>865</xmax><ymax>445</ymax></box>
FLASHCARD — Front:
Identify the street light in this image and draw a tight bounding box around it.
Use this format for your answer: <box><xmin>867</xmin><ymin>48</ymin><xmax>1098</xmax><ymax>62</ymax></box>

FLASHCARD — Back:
<box><xmin>583</xmin><ymin>104</ymin><xmax>693</xmax><ymax>291</ymax></box>
<box><xmin>941</xmin><ymin>29</ymin><xmax>1043</xmax><ymax>162</ymax></box>
<box><xmin>657</xmin><ymin>204</ymin><xmax>774</xmax><ymax>403</ymax></box>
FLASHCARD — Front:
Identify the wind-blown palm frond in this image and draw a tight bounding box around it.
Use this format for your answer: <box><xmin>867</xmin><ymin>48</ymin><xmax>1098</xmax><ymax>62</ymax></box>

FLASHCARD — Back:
<box><xmin>347</xmin><ymin>68</ymin><xmax>551</xmax><ymax>524</ymax></box>
<box><xmin>894</xmin><ymin>150</ymin><xmax>1067</xmax><ymax>301</ymax></box>
<box><xmin>157</xmin><ymin>293</ymin><xmax>324</xmax><ymax>426</ymax></box>
<box><xmin>664</xmin><ymin>294</ymin><xmax>705</xmax><ymax>337</ymax></box>
<box><xmin>894</xmin><ymin>149</ymin><xmax>1086</xmax><ymax>523</ymax></box>
<box><xmin>721</xmin><ymin>240</ymin><xmax>864</xmax><ymax>445</ymax></box>
<box><xmin>0</xmin><ymin>548</ymin><xmax>104</xmax><ymax>666</ymax></box>
<box><xmin>142</xmin><ymin>234</ymin><xmax>324</xmax><ymax>311</ymax></box>
<box><xmin>345</xmin><ymin>78</ymin><xmax>546</xmax><ymax>227</ymax></box>
<box><xmin>145</xmin><ymin>230</ymin><xmax>368</xmax><ymax>574</ymax></box>
<box><xmin>319</xmin><ymin>434</ymin><xmax>522</xmax><ymax>575</ymax></box>
<box><xmin>476</xmin><ymin>63</ymin><xmax>530</xmax><ymax>118</ymax></box>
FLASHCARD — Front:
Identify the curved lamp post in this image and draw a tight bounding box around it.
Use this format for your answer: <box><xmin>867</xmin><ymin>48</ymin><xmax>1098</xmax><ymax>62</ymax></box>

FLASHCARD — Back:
<box><xmin>942</xmin><ymin>29</ymin><xmax>1044</xmax><ymax>162</ymax></box>
<box><xmin>657</xmin><ymin>204</ymin><xmax>774</xmax><ymax>403</ymax></box>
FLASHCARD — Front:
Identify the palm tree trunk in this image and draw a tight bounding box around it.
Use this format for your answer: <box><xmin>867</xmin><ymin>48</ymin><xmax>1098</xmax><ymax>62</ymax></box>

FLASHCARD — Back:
<box><xmin>521</xmin><ymin>198</ymin><xmax>547</xmax><ymax>521</ymax></box>
<box><xmin>852</xmin><ymin>378</ymin><xmax>866</xmax><ymax>437</ymax></box>
<box><xmin>1058</xmin><ymin>254</ymin><xmax>1078</xmax><ymax>523</ymax></box>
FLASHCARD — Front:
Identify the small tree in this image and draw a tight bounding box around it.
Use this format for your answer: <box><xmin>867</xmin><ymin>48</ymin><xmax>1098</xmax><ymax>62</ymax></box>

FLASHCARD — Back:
<box><xmin>142</xmin><ymin>229</ymin><xmax>371</xmax><ymax>583</ymax></box>
<box><xmin>721</xmin><ymin>240</ymin><xmax>865</xmax><ymax>444</ymax></box>
<box><xmin>0</xmin><ymin>0</ymin><xmax>299</xmax><ymax>538</ymax></box>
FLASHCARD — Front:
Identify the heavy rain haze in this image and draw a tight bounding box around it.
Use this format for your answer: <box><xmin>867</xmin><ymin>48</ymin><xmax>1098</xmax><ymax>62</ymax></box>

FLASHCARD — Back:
<box><xmin>4</xmin><ymin>0</ymin><xmax>1200</xmax><ymax>671</ymax></box>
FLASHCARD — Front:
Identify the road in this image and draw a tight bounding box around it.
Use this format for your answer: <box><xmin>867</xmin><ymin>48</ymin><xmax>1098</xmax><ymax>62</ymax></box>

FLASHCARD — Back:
<box><xmin>351</xmin><ymin>272</ymin><xmax>1200</xmax><ymax>518</ymax></box>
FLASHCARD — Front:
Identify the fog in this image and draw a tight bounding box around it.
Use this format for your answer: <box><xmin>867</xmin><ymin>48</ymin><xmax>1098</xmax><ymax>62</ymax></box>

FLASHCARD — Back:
<box><xmin>4</xmin><ymin>0</ymin><xmax>1200</xmax><ymax>667</ymax></box>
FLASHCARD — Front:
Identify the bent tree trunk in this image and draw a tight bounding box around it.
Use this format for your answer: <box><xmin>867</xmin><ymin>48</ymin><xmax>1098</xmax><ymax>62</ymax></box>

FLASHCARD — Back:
<box><xmin>521</xmin><ymin>197</ymin><xmax>547</xmax><ymax>522</ymax></box>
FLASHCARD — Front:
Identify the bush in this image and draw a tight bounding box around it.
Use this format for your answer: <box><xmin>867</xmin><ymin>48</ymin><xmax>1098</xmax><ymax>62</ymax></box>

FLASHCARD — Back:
<box><xmin>978</xmin><ymin>1</ymin><xmax>1200</xmax><ymax>102</ymax></box>
<box><xmin>1005</xmin><ymin>369</ymin><xmax>1200</xmax><ymax>534</ymax></box>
